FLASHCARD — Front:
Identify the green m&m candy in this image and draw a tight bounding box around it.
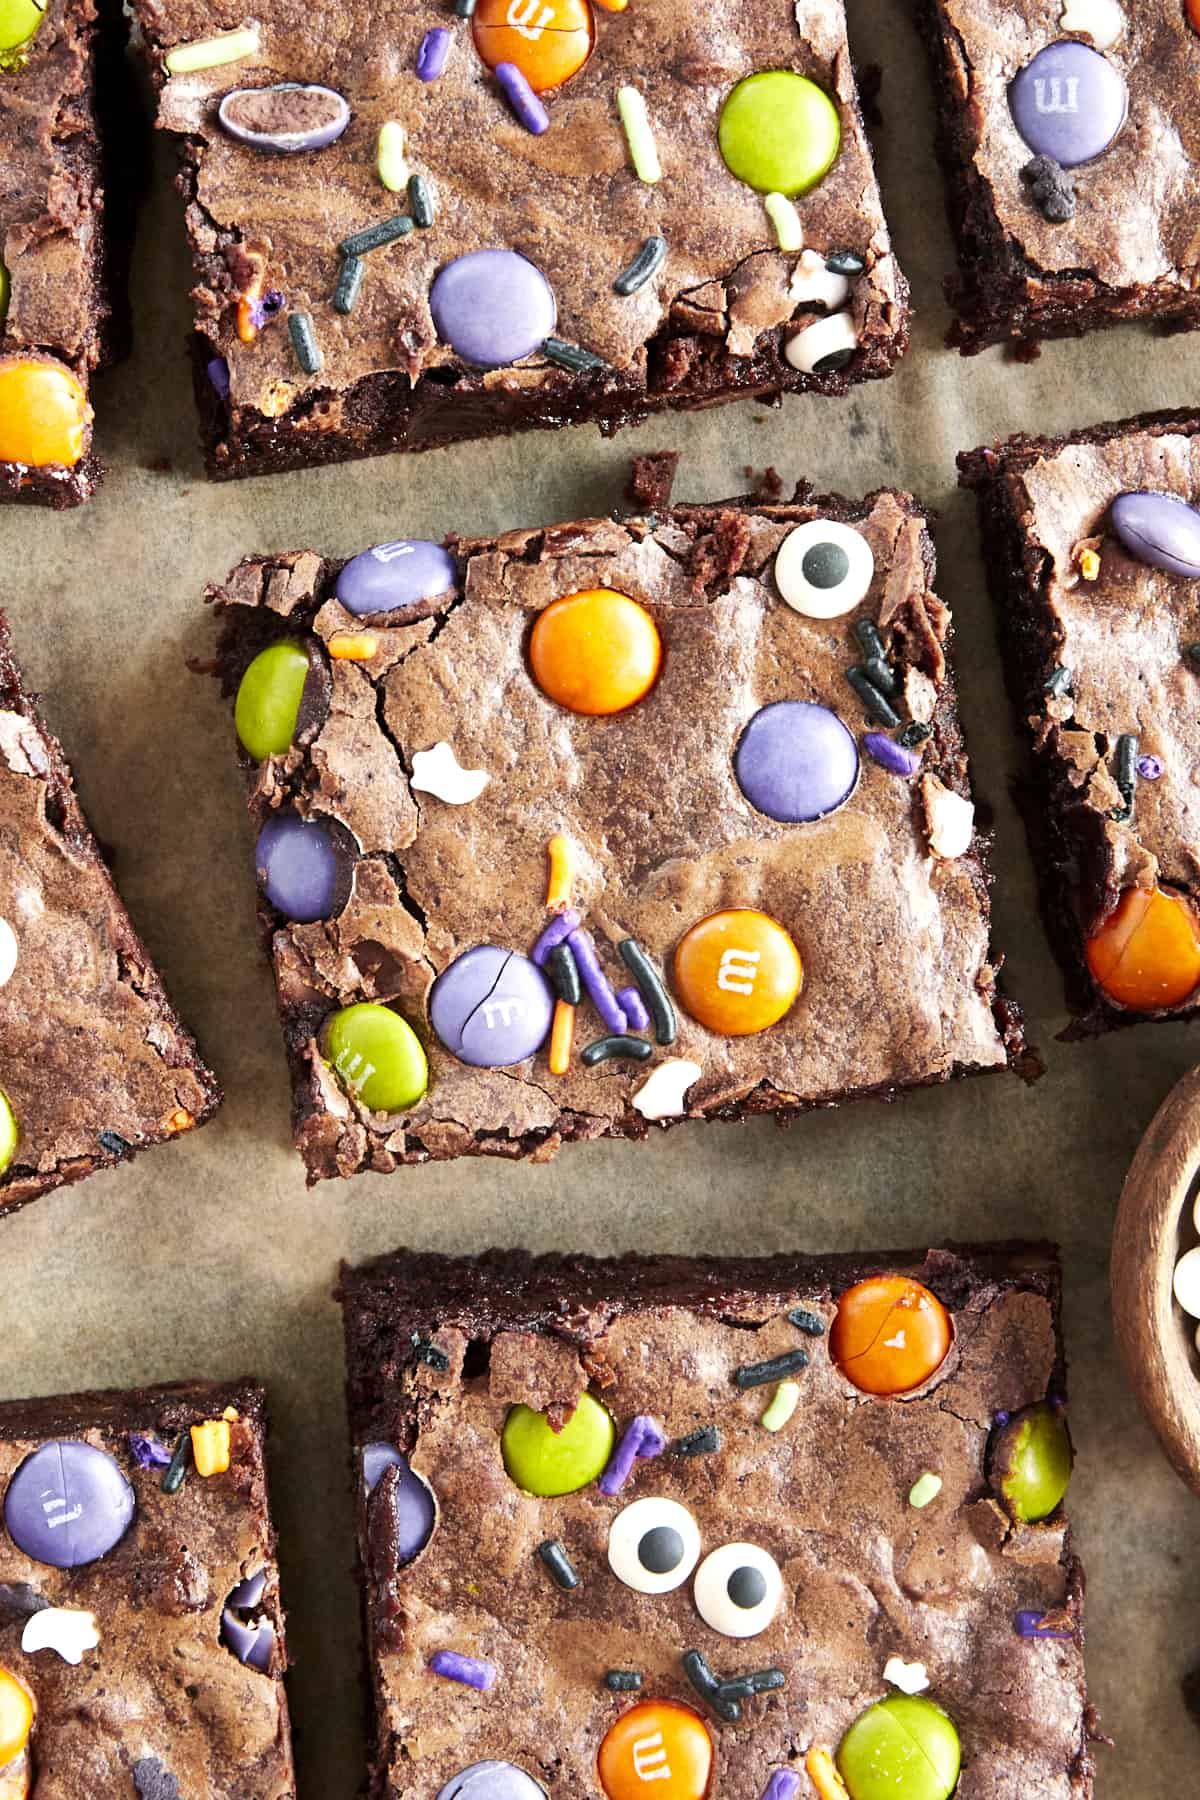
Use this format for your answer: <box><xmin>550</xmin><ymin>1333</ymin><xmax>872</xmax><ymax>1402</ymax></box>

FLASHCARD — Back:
<box><xmin>837</xmin><ymin>1695</ymin><xmax>961</xmax><ymax>1800</ymax></box>
<box><xmin>324</xmin><ymin>1002</ymin><xmax>429</xmax><ymax>1113</ymax></box>
<box><xmin>0</xmin><ymin>1088</ymin><xmax>17</xmax><ymax>1175</ymax></box>
<box><xmin>988</xmin><ymin>1402</ymin><xmax>1073</xmax><ymax>1524</ymax></box>
<box><xmin>501</xmin><ymin>1393</ymin><xmax>614</xmax><ymax>1496</ymax></box>
<box><xmin>0</xmin><ymin>0</ymin><xmax>45</xmax><ymax>57</ymax></box>
<box><xmin>234</xmin><ymin>642</ymin><xmax>312</xmax><ymax>761</ymax></box>
<box><xmin>718</xmin><ymin>71</ymin><xmax>841</xmax><ymax>196</ymax></box>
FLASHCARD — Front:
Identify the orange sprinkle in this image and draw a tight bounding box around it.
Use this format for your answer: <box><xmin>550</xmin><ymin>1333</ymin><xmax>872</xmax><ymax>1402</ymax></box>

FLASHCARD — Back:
<box><xmin>549</xmin><ymin>999</ymin><xmax>574</xmax><ymax>1075</ymax></box>
<box><xmin>546</xmin><ymin>832</ymin><xmax>575</xmax><ymax>907</ymax></box>
<box><xmin>805</xmin><ymin>1747</ymin><xmax>849</xmax><ymax>1800</ymax></box>
<box><xmin>236</xmin><ymin>295</ymin><xmax>259</xmax><ymax>345</ymax></box>
<box><xmin>221</xmin><ymin>1406</ymin><xmax>240</xmax><ymax>1423</ymax></box>
<box><xmin>190</xmin><ymin>1419</ymin><xmax>232</xmax><ymax>1477</ymax></box>
<box><xmin>328</xmin><ymin>632</ymin><xmax>379</xmax><ymax>661</ymax></box>
<box><xmin>594</xmin><ymin>0</ymin><xmax>628</xmax><ymax>9</ymax></box>
<box><xmin>1077</xmin><ymin>547</ymin><xmax>1101</xmax><ymax>581</ymax></box>
<box><xmin>167</xmin><ymin>1108</ymin><xmax>195</xmax><ymax>1133</ymax></box>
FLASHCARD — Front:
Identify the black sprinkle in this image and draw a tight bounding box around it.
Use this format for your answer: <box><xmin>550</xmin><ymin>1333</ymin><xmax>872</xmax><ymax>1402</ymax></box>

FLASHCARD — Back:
<box><xmin>287</xmin><ymin>311</ymin><xmax>323</xmax><ymax>374</ymax></box>
<box><xmin>604</xmin><ymin>1669</ymin><xmax>643</xmax><ymax>1691</ymax></box>
<box><xmin>1044</xmin><ymin>665</ymin><xmax>1073</xmax><ymax>697</ymax></box>
<box><xmin>825</xmin><ymin>249</ymin><xmax>866</xmax><ymax>275</ymax></box>
<box><xmin>863</xmin><ymin>654</ymin><xmax>899</xmax><ymax>697</ymax></box>
<box><xmin>1108</xmin><ymin>732</ymin><xmax>1139</xmax><ymax>823</ymax></box>
<box><xmin>543</xmin><ymin>336</ymin><xmax>609</xmax><ymax>373</ymax></box>
<box><xmin>846</xmin><ymin>665</ymin><xmax>901</xmax><ymax>728</ymax></box>
<box><xmin>718</xmin><ymin>1667</ymin><xmax>787</xmax><ymax>1701</ymax></box>
<box><xmin>98</xmin><ymin>1129</ymin><xmax>130</xmax><ymax>1157</ymax></box>
<box><xmin>333</xmin><ymin>256</ymin><xmax>364</xmax><ymax>314</ymax></box>
<box><xmin>1021</xmin><ymin>154</ymin><xmax>1077</xmax><ymax>223</ymax></box>
<box><xmin>618</xmin><ymin>938</ymin><xmax>677</xmax><ymax>1045</ymax></box>
<box><xmin>412</xmin><ymin>1334</ymin><xmax>450</xmax><ymax>1371</ymax></box>
<box><xmin>537</xmin><ymin>1538</ymin><xmax>579</xmax><ymax>1590</ymax></box>
<box><xmin>733</xmin><ymin>1348</ymin><xmax>810</xmax><ymax>1389</ymax></box>
<box><xmin>673</xmin><ymin>1424</ymin><xmax>721</xmax><ymax>1457</ymax></box>
<box><xmin>133</xmin><ymin>1760</ymin><xmax>182</xmax><ymax>1800</ymax></box>
<box><xmin>409</xmin><ymin>172</ymin><xmax>435</xmax><ymax>228</ymax></box>
<box><xmin>614</xmin><ymin>234</ymin><xmax>668</xmax><ymax>296</ymax></box>
<box><xmin>549</xmin><ymin>941</ymin><xmax>582</xmax><ymax>1006</ymax></box>
<box><xmin>812</xmin><ymin>348</ymin><xmax>854</xmax><ymax>375</ymax></box>
<box><xmin>682</xmin><ymin>1650</ymin><xmax>741</xmax><ymax>1722</ymax></box>
<box><xmin>787</xmin><ymin>1306</ymin><xmax>826</xmax><ymax>1337</ymax></box>
<box><xmin>581</xmin><ymin>1033</ymin><xmax>653</xmax><ymax>1066</ymax></box>
<box><xmin>1186</xmin><ymin>643</ymin><xmax>1200</xmax><ymax>665</ymax></box>
<box><xmin>454</xmin><ymin>0</ymin><xmax>477</xmax><ymax>13</ymax></box>
<box><xmin>899</xmin><ymin>721</ymin><xmax>933</xmax><ymax>748</ymax></box>
<box><xmin>0</xmin><ymin>1581</ymin><xmax>49</xmax><ymax>1623</ymax></box>
<box><xmin>852</xmin><ymin>618</ymin><xmax>886</xmax><ymax>663</ymax></box>
<box><xmin>338</xmin><ymin>214</ymin><xmax>415</xmax><ymax>257</ymax></box>
<box><xmin>161</xmin><ymin>1433</ymin><xmax>192</xmax><ymax>1496</ymax></box>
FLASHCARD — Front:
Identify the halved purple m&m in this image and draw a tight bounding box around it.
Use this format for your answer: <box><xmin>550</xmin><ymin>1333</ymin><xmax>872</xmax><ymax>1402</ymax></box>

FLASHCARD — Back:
<box><xmin>430</xmin><ymin>946</ymin><xmax>554</xmax><ymax>1067</ymax></box>
<box><xmin>1111</xmin><ymin>490</ymin><xmax>1200</xmax><ymax>580</ymax></box>
<box><xmin>362</xmin><ymin>1442</ymin><xmax>436</xmax><ymax>1562</ymax></box>
<box><xmin>256</xmin><ymin>811</ymin><xmax>344</xmax><ymax>922</ymax></box>
<box><xmin>335</xmin><ymin>540</ymin><xmax>458</xmax><ymax>618</ymax></box>
<box><xmin>4</xmin><ymin>1440</ymin><xmax>135</xmax><ymax>1568</ymax></box>
<box><xmin>1008</xmin><ymin>41</ymin><xmax>1127</xmax><ymax>168</ymax></box>
<box><xmin>734</xmin><ymin>701</ymin><xmax>859</xmax><ymax>823</ymax></box>
<box><xmin>436</xmin><ymin>1764</ymin><xmax>546</xmax><ymax>1800</ymax></box>
<box><xmin>429</xmin><ymin>250</ymin><xmax>556</xmax><ymax>368</ymax></box>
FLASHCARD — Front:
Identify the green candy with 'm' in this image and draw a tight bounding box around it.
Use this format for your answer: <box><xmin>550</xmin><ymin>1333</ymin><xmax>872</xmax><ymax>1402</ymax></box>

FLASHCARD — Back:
<box><xmin>234</xmin><ymin>641</ymin><xmax>312</xmax><ymax>761</ymax></box>
<box><xmin>718</xmin><ymin>70</ymin><xmax>841</xmax><ymax>196</ymax></box>
<box><xmin>0</xmin><ymin>0</ymin><xmax>46</xmax><ymax>58</ymax></box>
<box><xmin>324</xmin><ymin>1002</ymin><xmax>429</xmax><ymax>1115</ymax></box>
<box><xmin>837</xmin><ymin>1694</ymin><xmax>961</xmax><ymax>1800</ymax></box>
<box><xmin>502</xmin><ymin>1393</ymin><xmax>614</xmax><ymax>1496</ymax></box>
<box><xmin>988</xmin><ymin>1401</ymin><xmax>1073</xmax><ymax>1524</ymax></box>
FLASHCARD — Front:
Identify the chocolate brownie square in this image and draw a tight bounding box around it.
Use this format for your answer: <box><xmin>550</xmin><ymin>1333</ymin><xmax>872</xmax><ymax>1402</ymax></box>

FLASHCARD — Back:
<box><xmin>918</xmin><ymin>1</ymin><xmax>1200</xmax><ymax>353</ymax></box>
<box><xmin>338</xmin><ymin>1243</ymin><xmax>1095</xmax><ymax>1800</ymax></box>
<box><xmin>209</xmin><ymin>474</ymin><xmax>1023</xmax><ymax>1182</ymax></box>
<box><xmin>129</xmin><ymin>0</ymin><xmax>908</xmax><ymax>479</ymax></box>
<box><xmin>0</xmin><ymin>611</ymin><xmax>220</xmax><ymax>1216</ymax></box>
<box><xmin>0</xmin><ymin>1378</ymin><xmax>295</xmax><ymax>1796</ymax></box>
<box><xmin>961</xmin><ymin>407</ymin><xmax>1200</xmax><ymax>1032</ymax></box>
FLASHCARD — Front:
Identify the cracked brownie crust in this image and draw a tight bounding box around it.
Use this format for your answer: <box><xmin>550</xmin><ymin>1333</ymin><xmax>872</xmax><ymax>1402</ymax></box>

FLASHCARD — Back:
<box><xmin>131</xmin><ymin>0</ymin><xmax>908</xmax><ymax>478</ymax></box>
<box><xmin>211</xmin><ymin>475</ymin><xmax>1022</xmax><ymax>1182</ymax></box>
<box><xmin>0</xmin><ymin>611</ymin><xmax>220</xmax><ymax>1216</ymax></box>
<box><xmin>339</xmin><ymin>1242</ymin><xmax>1094</xmax><ymax>1799</ymax></box>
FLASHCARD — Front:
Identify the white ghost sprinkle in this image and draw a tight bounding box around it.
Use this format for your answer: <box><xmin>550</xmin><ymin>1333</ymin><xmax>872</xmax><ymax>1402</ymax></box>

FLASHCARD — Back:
<box><xmin>22</xmin><ymin>1607</ymin><xmax>100</xmax><ymax>1664</ymax></box>
<box><xmin>632</xmin><ymin>1059</ymin><xmax>702</xmax><ymax>1121</ymax></box>
<box><xmin>410</xmin><ymin>742</ymin><xmax>490</xmax><ymax>805</ymax></box>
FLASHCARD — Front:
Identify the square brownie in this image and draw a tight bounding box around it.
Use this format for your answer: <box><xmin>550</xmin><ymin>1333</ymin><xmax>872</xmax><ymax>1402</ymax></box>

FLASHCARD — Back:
<box><xmin>961</xmin><ymin>407</ymin><xmax>1200</xmax><ymax>1032</ymax></box>
<box><xmin>0</xmin><ymin>1378</ymin><xmax>294</xmax><ymax>1796</ymax></box>
<box><xmin>918</xmin><ymin>1</ymin><xmax>1200</xmax><ymax>354</ymax></box>
<box><xmin>0</xmin><ymin>611</ymin><xmax>220</xmax><ymax>1215</ymax></box>
<box><xmin>209</xmin><ymin>471</ymin><xmax>1023</xmax><ymax>1181</ymax></box>
<box><xmin>130</xmin><ymin>0</ymin><xmax>908</xmax><ymax>479</ymax></box>
<box><xmin>0</xmin><ymin>0</ymin><xmax>132</xmax><ymax>506</ymax></box>
<box><xmin>338</xmin><ymin>1243</ymin><xmax>1095</xmax><ymax>1799</ymax></box>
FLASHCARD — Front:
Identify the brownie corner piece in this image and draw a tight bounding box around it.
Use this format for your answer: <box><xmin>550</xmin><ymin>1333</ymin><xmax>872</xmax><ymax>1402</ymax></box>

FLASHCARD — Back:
<box><xmin>213</xmin><ymin>483</ymin><xmax>1021</xmax><ymax>1181</ymax></box>
<box><xmin>131</xmin><ymin>0</ymin><xmax>907</xmax><ymax>479</ymax></box>
<box><xmin>0</xmin><ymin>1376</ymin><xmax>295</xmax><ymax>1796</ymax></box>
<box><xmin>0</xmin><ymin>610</ymin><xmax>221</xmax><ymax>1216</ymax></box>
<box><xmin>338</xmin><ymin>1241</ymin><xmax>1094</xmax><ymax>1799</ymax></box>
<box><xmin>918</xmin><ymin>1</ymin><xmax>1200</xmax><ymax>353</ymax></box>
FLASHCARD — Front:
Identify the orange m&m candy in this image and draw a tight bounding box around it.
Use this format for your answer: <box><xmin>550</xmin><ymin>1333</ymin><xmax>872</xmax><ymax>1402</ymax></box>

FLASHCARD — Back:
<box><xmin>673</xmin><ymin>908</ymin><xmax>802</xmax><ymax>1036</ymax></box>
<box><xmin>831</xmin><ymin>1276</ymin><xmax>952</xmax><ymax>1396</ymax></box>
<box><xmin>0</xmin><ymin>1667</ymin><xmax>34</xmax><ymax>1766</ymax></box>
<box><xmin>472</xmin><ymin>0</ymin><xmax>595</xmax><ymax>94</ymax></box>
<box><xmin>1084</xmin><ymin>883</ymin><xmax>1200</xmax><ymax>1012</ymax></box>
<box><xmin>1189</xmin><ymin>0</ymin><xmax>1200</xmax><ymax>33</ymax></box>
<box><xmin>598</xmin><ymin>1700</ymin><xmax>713</xmax><ymax>1800</ymax></box>
<box><xmin>529</xmin><ymin>589</ymin><xmax>661</xmax><ymax>715</ymax></box>
<box><xmin>0</xmin><ymin>355</ymin><xmax>91</xmax><ymax>468</ymax></box>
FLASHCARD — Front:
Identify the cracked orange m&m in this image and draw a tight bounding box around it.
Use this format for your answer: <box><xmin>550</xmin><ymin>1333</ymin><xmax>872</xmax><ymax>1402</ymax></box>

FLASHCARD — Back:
<box><xmin>1084</xmin><ymin>882</ymin><xmax>1200</xmax><ymax>1012</ymax></box>
<box><xmin>0</xmin><ymin>355</ymin><xmax>91</xmax><ymax>468</ymax></box>
<box><xmin>673</xmin><ymin>908</ymin><xmax>802</xmax><ymax>1036</ymax></box>
<box><xmin>831</xmin><ymin>1276</ymin><xmax>952</xmax><ymax>1396</ymax></box>
<box><xmin>0</xmin><ymin>1667</ymin><xmax>33</xmax><ymax>1766</ymax></box>
<box><xmin>598</xmin><ymin>1701</ymin><xmax>713</xmax><ymax>1800</ymax></box>
<box><xmin>472</xmin><ymin>0</ymin><xmax>594</xmax><ymax>94</ymax></box>
<box><xmin>529</xmin><ymin>588</ymin><xmax>661</xmax><ymax>715</ymax></box>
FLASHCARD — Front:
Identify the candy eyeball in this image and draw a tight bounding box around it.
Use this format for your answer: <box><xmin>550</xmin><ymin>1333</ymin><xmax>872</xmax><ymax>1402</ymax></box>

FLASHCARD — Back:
<box><xmin>692</xmin><ymin>1542</ymin><xmax>782</xmax><ymax>1637</ymax></box>
<box><xmin>607</xmin><ymin>1496</ymin><xmax>701</xmax><ymax>1594</ymax></box>
<box><xmin>774</xmin><ymin>519</ymin><xmax>875</xmax><ymax>619</ymax></box>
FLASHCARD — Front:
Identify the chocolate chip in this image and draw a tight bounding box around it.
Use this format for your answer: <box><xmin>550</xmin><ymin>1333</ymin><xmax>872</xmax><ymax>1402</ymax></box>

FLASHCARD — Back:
<box><xmin>133</xmin><ymin>1759</ymin><xmax>182</xmax><ymax>1800</ymax></box>
<box><xmin>1021</xmin><ymin>155</ymin><xmax>1077</xmax><ymax>223</ymax></box>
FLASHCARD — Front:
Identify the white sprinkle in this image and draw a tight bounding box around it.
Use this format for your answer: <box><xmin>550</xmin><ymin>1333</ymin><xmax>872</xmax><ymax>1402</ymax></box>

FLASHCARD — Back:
<box><xmin>22</xmin><ymin>1607</ymin><xmax>100</xmax><ymax>1665</ymax></box>
<box><xmin>1173</xmin><ymin>1244</ymin><xmax>1200</xmax><ymax>1320</ymax></box>
<box><xmin>0</xmin><ymin>918</ymin><xmax>16</xmax><ymax>987</ymax></box>
<box><xmin>165</xmin><ymin>26</ymin><xmax>261</xmax><ymax>74</ymax></box>
<box><xmin>410</xmin><ymin>741</ymin><xmax>490</xmax><ymax>805</ymax></box>
<box><xmin>764</xmin><ymin>192</ymin><xmax>804</xmax><ymax>253</ymax></box>
<box><xmin>783</xmin><ymin>309</ymin><xmax>857</xmax><ymax>375</ymax></box>
<box><xmin>616</xmin><ymin>86</ymin><xmax>661</xmax><ymax>184</ymax></box>
<box><xmin>632</xmin><ymin>1057</ymin><xmax>702</xmax><ymax>1121</ymax></box>
<box><xmin>377</xmin><ymin>121</ymin><xmax>409</xmax><ymax>193</ymax></box>
<box><xmin>1060</xmin><ymin>0</ymin><xmax>1124</xmax><ymax>51</ymax></box>
<box><xmin>788</xmin><ymin>250</ymin><xmax>850</xmax><ymax>312</ymax></box>
<box><xmin>883</xmin><ymin>1656</ymin><xmax>930</xmax><ymax>1695</ymax></box>
<box><xmin>923</xmin><ymin>778</ymin><xmax>975</xmax><ymax>860</ymax></box>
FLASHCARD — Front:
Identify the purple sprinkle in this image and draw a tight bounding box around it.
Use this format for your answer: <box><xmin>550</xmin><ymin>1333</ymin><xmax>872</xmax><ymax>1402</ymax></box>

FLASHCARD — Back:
<box><xmin>248</xmin><ymin>287</ymin><xmax>286</xmax><ymax>331</ymax></box>
<box><xmin>495</xmin><ymin>61</ymin><xmax>550</xmax><ymax>135</ymax></box>
<box><xmin>993</xmin><ymin>1410</ymin><xmax>1010</xmax><ymax>1428</ymax></box>
<box><xmin>599</xmin><ymin>1414</ymin><xmax>666</xmax><ymax>1495</ymax></box>
<box><xmin>1137</xmin><ymin>753</ymin><xmax>1164</xmax><ymax>780</ymax></box>
<box><xmin>618</xmin><ymin>985</ymin><xmax>651</xmax><ymax>1032</ymax></box>
<box><xmin>206</xmin><ymin>356</ymin><xmax>231</xmax><ymax>400</ymax></box>
<box><xmin>1014</xmin><ymin>1609</ymin><xmax>1073</xmax><ymax>1641</ymax></box>
<box><xmin>863</xmin><ymin>731</ymin><xmax>920</xmax><ymax>778</ymax></box>
<box><xmin>429</xmin><ymin>1649</ymin><xmax>497</xmax><ymax>1690</ymax></box>
<box><xmin>416</xmin><ymin>27</ymin><xmax>451</xmax><ymax>81</ymax></box>
<box><xmin>567</xmin><ymin>927</ymin><xmax>627</xmax><ymax>1034</ymax></box>
<box><xmin>127</xmin><ymin>1432</ymin><xmax>172</xmax><ymax>1470</ymax></box>
<box><xmin>531</xmin><ymin>908</ymin><xmax>581</xmax><ymax>967</ymax></box>
<box><xmin>759</xmin><ymin>1775</ymin><xmax>801</xmax><ymax>1800</ymax></box>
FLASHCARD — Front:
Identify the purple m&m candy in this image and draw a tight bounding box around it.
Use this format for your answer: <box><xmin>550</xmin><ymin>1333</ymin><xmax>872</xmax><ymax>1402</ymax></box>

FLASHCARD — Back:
<box><xmin>1111</xmin><ymin>491</ymin><xmax>1200</xmax><ymax>580</ymax></box>
<box><xmin>4</xmin><ymin>1440</ymin><xmax>134</xmax><ymax>1568</ymax></box>
<box><xmin>734</xmin><ymin>700</ymin><xmax>859</xmax><ymax>824</ymax></box>
<box><xmin>221</xmin><ymin>1608</ymin><xmax>275</xmax><ymax>1671</ymax></box>
<box><xmin>436</xmin><ymin>1764</ymin><xmax>546</xmax><ymax>1800</ymax></box>
<box><xmin>362</xmin><ymin>1443</ymin><xmax>436</xmax><ymax>1561</ymax></box>
<box><xmin>336</xmin><ymin>540</ymin><xmax>458</xmax><ymax>618</ymax></box>
<box><xmin>1008</xmin><ymin>41</ymin><xmax>1127</xmax><ymax>168</ymax></box>
<box><xmin>256</xmin><ymin>811</ymin><xmax>343</xmax><ymax>922</ymax></box>
<box><xmin>429</xmin><ymin>249</ymin><xmax>556</xmax><ymax>369</ymax></box>
<box><xmin>430</xmin><ymin>946</ymin><xmax>553</xmax><ymax>1067</ymax></box>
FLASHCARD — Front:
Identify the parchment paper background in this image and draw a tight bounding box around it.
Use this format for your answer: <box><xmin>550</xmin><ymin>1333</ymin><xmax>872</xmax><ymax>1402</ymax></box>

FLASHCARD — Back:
<box><xmin>2</xmin><ymin>2</ymin><xmax>1198</xmax><ymax>1792</ymax></box>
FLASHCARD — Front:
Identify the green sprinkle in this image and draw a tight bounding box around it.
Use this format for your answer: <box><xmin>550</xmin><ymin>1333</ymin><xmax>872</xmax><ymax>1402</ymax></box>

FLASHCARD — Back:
<box><xmin>908</xmin><ymin>1471</ymin><xmax>942</xmax><ymax>1509</ymax></box>
<box><xmin>786</xmin><ymin>1306</ymin><xmax>825</xmax><ymax>1336</ymax></box>
<box><xmin>334</xmin><ymin>256</ymin><xmax>364</xmax><ymax>314</ymax></box>
<box><xmin>1044</xmin><ymin>664</ymin><xmax>1072</xmax><ymax>697</ymax></box>
<box><xmin>613</xmin><ymin>235</ymin><xmax>667</xmax><ymax>297</ymax></box>
<box><xmin>616</xmin><ymin>86</ymin><xmax>661</xmax><ymax>183</ymax></box>
<box><xmin>164</xmin><ymin>26</ymin><xmax>260</xmax><ymax>74</ymax></box>
<box><xmin>763</xmin><ymin>191</ymin><xmax>803</xmax><ymax>252</ymax></box>
<box><xmin>846</xmin><ymin>665</ymin><xmax>901</xmax><ymax>728</ymax></box>
<box><xmin>288</xmin><ymin>311</ymin><xmax>323</xmax><ymax>374</ymax></box>
<box><xmin>543</xmin><ymin>336</ymin><xmax>608</xmax><ymax>373</ymax></box>
<box><xmin>733</xmin><ymin>1347</ymin><xmax>809</xmax><ymax>1389</ymax></box>
<box><xmin>162</xmin><ymin>1432</ymin><xmax>193</xmax><ymax>1495</ymax></box>
<box><xmin>408</xmin><ymin>173</ymin><xmax>435</xmax><ymax>228</ymax></box>
<box><xmin>604</xmin><ymin>1670</ymin><xmax>642</xmax><ymax>1692</ymax></box>
<box><xmin>760</xmin><ymin>1379</ymin><xmax>800</xmax><ymax>1433</ymax></box>
<box><xmin>338</xmin><ymin>214</ymin><xmax>414</xmax><ymax>258</ymax></box>
<box><xmin>376</xmin><ymin>121</ymin><xmax>409</xmax><ymax>193</ymax></box>
<box><xmin>454</xmin><ymin>0</ymin><xmax>477</xmax><ymax>13</ymax></box>
<box><xmin>898</xmin><ymin>721</ymin><xmax>932</xmax><ymax>749</ymax></box>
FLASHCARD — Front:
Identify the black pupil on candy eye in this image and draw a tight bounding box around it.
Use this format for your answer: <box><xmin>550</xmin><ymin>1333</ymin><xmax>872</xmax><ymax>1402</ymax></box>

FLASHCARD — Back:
<box><xmin>727</xmin><ymin>1565</ymin><xmax>767</xmax><ymax>1609</ymax></box>
<box><xmin>638</xmin><ymin>1526</ymin><xmax>684</xmax><ymax>1574</ymax></box>
<box><xmin>801</xmin><ymin>543</ymin><xmax>849</xmax><ymax>589</ymax></box>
